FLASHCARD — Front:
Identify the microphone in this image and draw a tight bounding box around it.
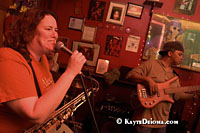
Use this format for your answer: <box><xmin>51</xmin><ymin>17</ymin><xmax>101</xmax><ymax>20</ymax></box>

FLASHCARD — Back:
<box><xmin>56</xmin><ymin>41</ymin><xmax>86</xmax><ymax>74</ymax></box>
<box><xmin>56</xmin><ymin>41</ymin><xmax>72</xmax><ymax>54</ymax></box>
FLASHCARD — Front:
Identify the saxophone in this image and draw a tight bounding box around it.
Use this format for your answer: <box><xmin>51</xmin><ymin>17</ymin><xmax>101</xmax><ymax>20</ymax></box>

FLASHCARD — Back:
<box><xmin>24</xmin><ymin>76</ymin><xmax>99</xmax><ymax>133</ymax></box>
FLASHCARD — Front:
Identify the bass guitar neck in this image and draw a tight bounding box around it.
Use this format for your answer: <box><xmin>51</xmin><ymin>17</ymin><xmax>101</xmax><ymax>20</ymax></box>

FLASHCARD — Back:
<box><xmin>137</xmin><ymin>76</ymin><xmax>200</xmax><ymax>108</ymax></box>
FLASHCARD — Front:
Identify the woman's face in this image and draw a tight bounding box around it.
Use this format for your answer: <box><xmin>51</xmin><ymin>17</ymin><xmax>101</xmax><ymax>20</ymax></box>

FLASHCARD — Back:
<box><xmin>31</xmin><ymin>15</ymin><xmax>58</xmax><ymax>55</ymax></box>
<box><xmin>113</xmin><ymin>11</ymin><xmax>120</xmax><ymax>20</ymax></box>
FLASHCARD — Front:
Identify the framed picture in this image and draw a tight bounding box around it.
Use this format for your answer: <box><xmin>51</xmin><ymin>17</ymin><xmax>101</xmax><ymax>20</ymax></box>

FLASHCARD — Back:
<box><xmin>126</xmin><ymin>3</ymin><xmax>143</xmax><ymax>19</ymax></box>
<box><xmin>104</xmin><ymin>35</ymin><xmax>123</xmax><ymax>57</ymax></box>
<box><xmin>57</xmin><ymin>36</ymin><xmax>69</xmax><ymax>46</ymax></box>
<box><xmin>96</xmin><ymin>59</ymin><xmax>109</xmax><ymax>74</ymax></box>
<box><xmin>68</xmin><ymin>16</ymin><xmax>84</xmax><ymax>31</ymax></box>
<box><xmin>81</xmin><ymin>25</ymin><xmax>97</xmax><ymax>42</ymax></box>
<box><xmin>72</xmin><ymin>41</ymin><xmax>100</xmax><ymax>66</ymax></box>
<box><xmin>87</xmin><ymin>1</ymin><xmax>106</xmax><ymax>21</ymax></box>
<box><xmin>125</xmin><ymin>35</ymin><xmax>141</xmax><ymax>53</ymax></box>
<box><xmin>106</xmin><ymin>1</ymin><xmax>127</xmax><ymax>25</ymax></box>
<box><xmin>173</xmin><ymin>0</ymin><xmax>198</xmax><ymax>15</ymax></box>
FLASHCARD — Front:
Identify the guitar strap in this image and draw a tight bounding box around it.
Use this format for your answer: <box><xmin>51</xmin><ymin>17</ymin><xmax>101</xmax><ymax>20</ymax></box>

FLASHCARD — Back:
<box><xmin>28</xmin><ymin>61</ymin><xmax>42</xmax><ymax>98</ymax></box>
<box><xmin>172</xmin><ymin>69</ymin><xmax>180</xmax><ymax>100</ymax></box>
<box><xmin>173</xmin><ymin>69</ymin><xmax>180</xmax><ymax>78</ymax></box>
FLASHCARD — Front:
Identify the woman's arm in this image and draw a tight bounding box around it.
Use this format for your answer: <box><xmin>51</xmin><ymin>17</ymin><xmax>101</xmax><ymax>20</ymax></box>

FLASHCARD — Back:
<box><xmin>4</xmin><ymin>50</ymin><xmax>86</xmax><ymax>124</ymax></box>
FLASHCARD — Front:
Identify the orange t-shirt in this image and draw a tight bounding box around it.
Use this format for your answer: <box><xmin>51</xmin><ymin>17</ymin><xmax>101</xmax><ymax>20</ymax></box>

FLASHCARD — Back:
<box><xmin>0</xmin><ymin>48</ymin><xmax>54</xmax><ymax>132</ymax></box>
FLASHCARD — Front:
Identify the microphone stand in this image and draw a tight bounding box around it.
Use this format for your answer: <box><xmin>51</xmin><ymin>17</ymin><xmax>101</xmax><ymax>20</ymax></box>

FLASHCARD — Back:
<box><xmin>57</xmin><ymin>43</ymin><xmax>99</xmax><ymax>132</ymax></box>
<box><xmin>79</xmin><ymin>73</ymin><xmax>100</xmax><ymax>133</ymax></box>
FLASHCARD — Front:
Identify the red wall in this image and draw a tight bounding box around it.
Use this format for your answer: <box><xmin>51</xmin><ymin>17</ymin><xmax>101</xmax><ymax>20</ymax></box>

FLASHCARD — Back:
<box><xmin>52</xmin><ymin>0</ymin><xmax>148</xmax><ymax>69</ymax></box>
<box><xmin>51</xmin><ymin>0</ymin><xmax>200</xmax><ymax>131</ymax></box>
<box><xmin>51</xmin><ymin>0</ymin><xmax>200</xmax><ymax>84</ymax></box>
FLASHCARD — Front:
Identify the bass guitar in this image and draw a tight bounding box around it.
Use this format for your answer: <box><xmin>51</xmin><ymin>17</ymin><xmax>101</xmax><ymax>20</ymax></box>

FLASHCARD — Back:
<box><xmin>137</xmin><ymin>76</ymin><xmax>200</xmax><ymax>108</ymax></box>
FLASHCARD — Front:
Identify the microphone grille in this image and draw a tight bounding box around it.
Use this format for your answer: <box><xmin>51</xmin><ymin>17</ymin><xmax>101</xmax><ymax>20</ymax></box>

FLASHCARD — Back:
<box><xmin>56</xmin><ymin>41</ymin><xmax>64</xmax><ymax>50</ymax></box>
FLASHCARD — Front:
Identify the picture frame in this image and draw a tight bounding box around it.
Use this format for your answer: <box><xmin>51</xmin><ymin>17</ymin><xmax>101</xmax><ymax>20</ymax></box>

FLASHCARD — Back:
<box><xmin>125</xmin><ymin>35</ymin><xmax>141</xmax><ymax>53</ymax></box>
<box><xmin>68</xmin><ymin>16</ymin><xmax>84</xmax><ymax>31</ymax></box>
<box><xmin>126</xmin><ymin>3</ymin><xmax>143</xmax><ymax>19</ymax></box>
<box><xmin>106</xmin><ymin>1</ymin><xmax>127</xmax><ymax>25</ymax></box>
<box><xmin>173</xmin><ymin>0</ymin><xmax>198</xmax><ymax>15</ymax></box>
<box><xmin>104</xmin><ymin>35</ymin><xmax>123</xmax><ymax>57</ymax></box>
<box><xmin>81</xmin><ymin>25</ymin><xmax>97</xmax><ymax>42</ymax></box>
<box><xmin>57</xmin><ymin>36</ymin><xmax>69</xmax><ymax>46</ymax></box>
<box><xmin>72</xmin><ymin>41</ymin><xmax>100</xmax><ymax>66</ymax></box>
<box><xmin>96</xmin><ymin>59</ymin><xmax>109</xmax><ymax>74</ymax></box>
<box><xmin>87</xmin><ymin>1</ymin><xmax>106</xmax><ymax>21</ymax></box>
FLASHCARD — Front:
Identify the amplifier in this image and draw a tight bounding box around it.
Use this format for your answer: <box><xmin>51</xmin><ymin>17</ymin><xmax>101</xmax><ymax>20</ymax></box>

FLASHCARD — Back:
<box><xmin>94</xmin><ymin>100</ymin><xmax>134</xmax><ymax>133</ymax></box>
<box><xmin>96</xmin><ymin>100</ymin><xmax>133</xmax><ymax>118</ymax></box>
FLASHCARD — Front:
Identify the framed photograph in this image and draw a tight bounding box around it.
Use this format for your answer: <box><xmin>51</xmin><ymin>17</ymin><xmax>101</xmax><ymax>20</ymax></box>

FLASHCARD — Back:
<box><xmin>106</xmin><ymin>1</ymin><xmax>127</xmax><ymax>25</ymax></box>
<box><xmin>173</xmin><ymin>0</ymin><xmax>198</xmax><ymax>15</ymax></box>
<box><xmin>81</xmin><ymin>25</ymin><xmax>97</xmax><ymax>42</ymax></box>
<box><xmin>87</xmin><ymin>1</ymin><xmax>106</xmax><ymax>21</ymax></box>
<box><xmin>68</xmin><ymin>16</ymin><xmax>84</xmax><ymax>31</ymax></box>
<box><xmin>96</xmin><ymin>59</ymin><xmax>109</xmax><ymax>74</ymax></box>
<box><xmin>126</xmin><ymin>3</ymin><xmax>143</xmax><ymax>19</ymax></box>
<box><xmin>72</xmin><ymin>41</ymin><xmax>100</xmax><ymax>66</ymax></box>
<box><xmin>57</xmin><ymin>36</ymin><xmax>69</xmax><ymax>46</ymax></box>
<box><xmin>104</xmin><ymin>35</ymin><xmax>123</xmax><ymax>57</ymax></box>
<box><xmin>125</xmin><ymin>35</ymin><xmax>141</xmax><ymax>53</ymax></box>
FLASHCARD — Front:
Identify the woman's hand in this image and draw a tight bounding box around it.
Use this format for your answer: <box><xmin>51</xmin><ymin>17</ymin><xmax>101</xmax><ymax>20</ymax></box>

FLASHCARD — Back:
<box><xmin>65</xmin><ymin>50</ymin><xmax>86</xmax><ymax>76</ymax></box>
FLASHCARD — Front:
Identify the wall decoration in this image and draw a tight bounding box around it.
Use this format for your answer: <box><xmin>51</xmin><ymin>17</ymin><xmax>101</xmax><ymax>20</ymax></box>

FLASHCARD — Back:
<box><xmin>72</xmin><ymin>41</ymin><xmax>100</xmax><ymax>66</ymax></box>
<box><xmin>126</xmin><ymin>3</ymin><xmax>143</xmax><ymax>19</ymax></box>
<box><xmin>95</xmin><ymin>59</ymin><xmax>109</xmax><ymax>74</ymax></box>
<box><xmin>87</xmin><ymin>1</ymin><xmax>106</xmax><ymax>21</ymax></box>
<box><xmin>104</xmin><ymin>35</ymin><xmax>123</xmax><ymax>57</ymax></box>
<box><xmin>143</xmin><ymin>13</ymin><xmax>200</xmax><ymax>72</ymax></box>
<box><xmin>81</xmin><ymin>25</ymin><xmax>97</xmax><ymax>42</ymax></box>
<box><xmin>125</xmin><ymin>35</ymin><xmax>140</xmax><ymax>53</ymax></box>
<box><xmin>125</xmin><ymin>27</ymin><xmax>131</xmax><ymax>33</ymax></box>
<box><xmin>68</xmin><ymin>16</ymin><xmax>84</xmax><ymax>31</ymax></box>
<box><xmin>106</xmin><ymin>1</ymin><xmax>127</xmax><ymax>25</ymax></box>
<box><xmin>57</xmin><ymin>36</ymin><xmax>69</xmax><ymax>46</ymax></box>
<box><xmin>173</xmin><ymin>0</ymin><xmax>198</xmax><ymax>15</ymax></box>
<box><xmin>7</xmin><ymin>0</ymin><xmax>38</xmax><ymax>15</ymax></box>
